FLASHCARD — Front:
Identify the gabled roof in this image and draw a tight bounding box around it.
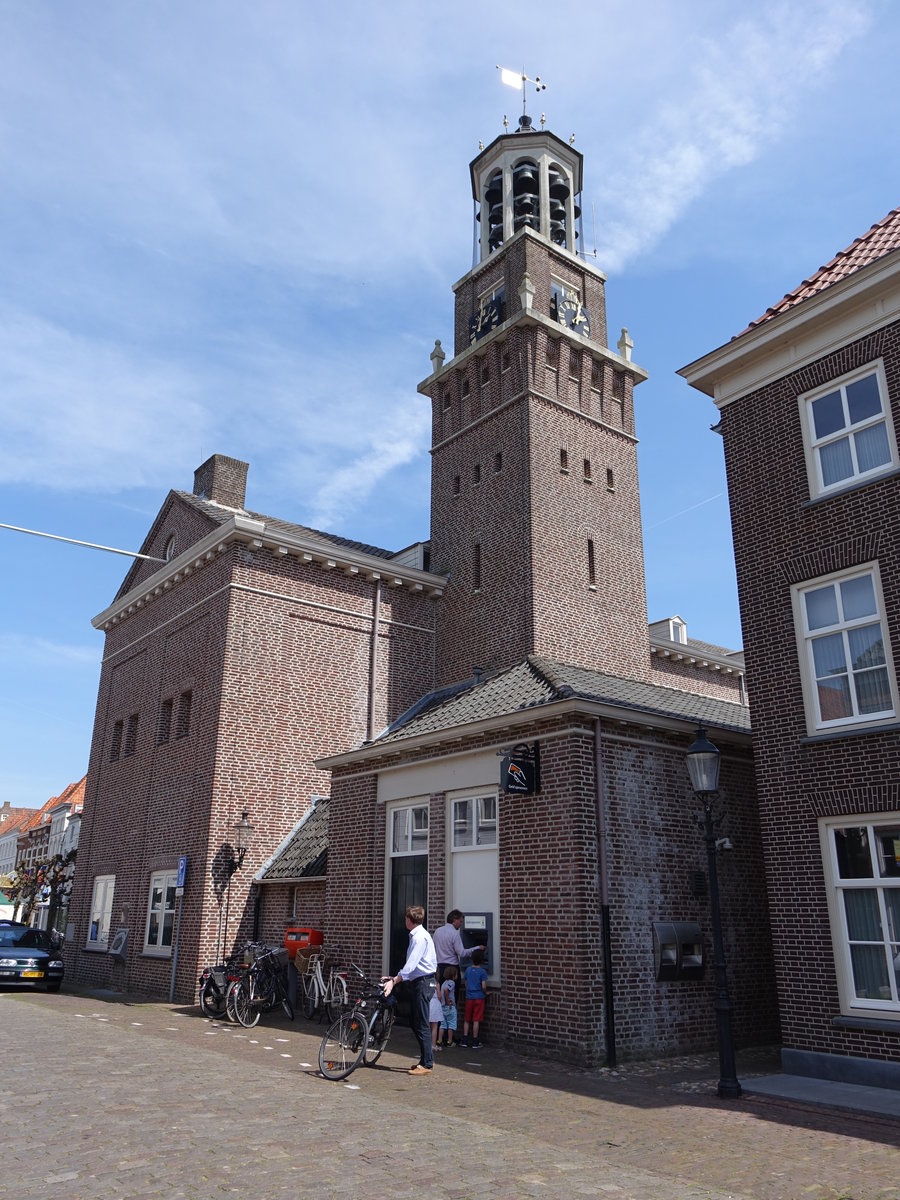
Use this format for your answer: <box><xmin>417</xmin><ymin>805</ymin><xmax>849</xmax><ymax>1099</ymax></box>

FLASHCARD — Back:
<box><xmin>745</xmin><ymin>205</ymin><xmax>900</xmax><ymax>332</ymax></box>
<box><xmin>257</xmin><ymin>798</ymin><xmax>330</xmax><ymax>883</ymax></box>
<box><xmin>175</xmin><ymin>492</ymin><xmax>397</xmax><ymax>561</ymax></box>
<box><xmin>360</xmin><ymin>654</ymin><xmax>750</xmax><ymax>753</ymax></box>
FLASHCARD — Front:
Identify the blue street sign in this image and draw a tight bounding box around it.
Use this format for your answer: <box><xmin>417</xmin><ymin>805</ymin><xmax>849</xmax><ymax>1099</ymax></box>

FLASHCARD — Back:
<box><xmin>176</xmin><ymin>855</ymin><xmax>188</xmax><ymax>888</ymax></box>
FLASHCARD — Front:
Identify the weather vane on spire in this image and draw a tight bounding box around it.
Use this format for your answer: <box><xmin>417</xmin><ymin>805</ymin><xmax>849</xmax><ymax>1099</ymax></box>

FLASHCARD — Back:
<box><xmin>496</xmin><ymin>65</ymin><xmax>547</xmax><ymax>122</ymax></box>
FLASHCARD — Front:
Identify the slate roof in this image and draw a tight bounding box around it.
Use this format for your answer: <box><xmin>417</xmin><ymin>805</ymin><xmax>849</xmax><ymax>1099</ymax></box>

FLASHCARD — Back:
<box><xmin>370</xmin><ymin>654</ymin><xmax>751</xmax><ymax>749</ymax></box>
<box><xmin>257</xmin><ymin>798</ymin><xmax>330</xmax><ymax>882</ymax></box>
<box><xmin>744</xmin><ymin>205</ymin><xmax>900</xmax><ymax>332</ymax></box>
<box><xmin>175</xmin><ymin>491</ymin><xmax>397</xmax><ymax>561</ymax></box>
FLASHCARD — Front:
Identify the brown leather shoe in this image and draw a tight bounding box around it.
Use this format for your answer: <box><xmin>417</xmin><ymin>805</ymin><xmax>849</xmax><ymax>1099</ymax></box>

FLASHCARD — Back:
<box><xmin>407</xmin><ymin>1064</ymin><xmax>433</xmax><ymax>1075</ymax></box>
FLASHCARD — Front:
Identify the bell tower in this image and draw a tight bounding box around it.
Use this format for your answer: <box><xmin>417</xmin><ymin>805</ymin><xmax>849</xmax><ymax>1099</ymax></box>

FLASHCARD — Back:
<box><xmin>422</xmin><ymin>114</ymin><xmax>651</xmax><ymax>687</ymax></box>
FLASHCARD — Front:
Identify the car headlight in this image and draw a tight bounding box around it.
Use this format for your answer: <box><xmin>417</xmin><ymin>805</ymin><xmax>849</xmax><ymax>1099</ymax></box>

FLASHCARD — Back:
<box><xmin>0</xmin><ymin>958</ymin><xmax>16</xmax><ymax>967</ymax></box>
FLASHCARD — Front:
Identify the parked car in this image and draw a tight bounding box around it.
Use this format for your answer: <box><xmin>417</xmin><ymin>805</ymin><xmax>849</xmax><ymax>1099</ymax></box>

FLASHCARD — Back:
<box><xmin>0</xmin><ymin>921</ymin><xmax>64</xmax><ymax>991</ymax></box>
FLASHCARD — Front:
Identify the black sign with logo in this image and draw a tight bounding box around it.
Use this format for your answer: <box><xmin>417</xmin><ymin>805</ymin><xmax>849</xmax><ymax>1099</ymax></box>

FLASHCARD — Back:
<box><xmin>500</xmin><ymin>742</ymin><xmax>541</xmax><ymax>794</ymax></box>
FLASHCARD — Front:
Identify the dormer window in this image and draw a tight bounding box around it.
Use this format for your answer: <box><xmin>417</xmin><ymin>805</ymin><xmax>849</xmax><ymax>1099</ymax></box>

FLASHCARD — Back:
<box><xmin>670</xmin><ymin>618</ymin><xmax>687</xmax><ymax>644</ymax></box>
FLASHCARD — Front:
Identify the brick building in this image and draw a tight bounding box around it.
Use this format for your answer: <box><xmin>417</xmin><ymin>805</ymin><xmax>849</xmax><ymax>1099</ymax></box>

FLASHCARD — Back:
<box><xmin>681</xmin><ymin>207</ymin><xmax>900</xmax><ymax>1087</ymax></box>
<box><xmin>67</xmin><ymin>115</ymin><xmax>778</xmax><ymax>1064</ymax></box>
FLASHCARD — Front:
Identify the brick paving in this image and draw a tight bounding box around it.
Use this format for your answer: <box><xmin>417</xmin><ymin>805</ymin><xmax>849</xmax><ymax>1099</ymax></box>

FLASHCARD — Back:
<box><xmin>4</xmin><ymin>989</ymin><xmax>898</xmax><ymax>1200</ymax></box>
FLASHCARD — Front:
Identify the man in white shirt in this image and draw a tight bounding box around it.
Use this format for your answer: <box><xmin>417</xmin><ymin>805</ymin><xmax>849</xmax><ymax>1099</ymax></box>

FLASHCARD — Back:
<box><xmin>383</xmin><ymin>904</ymin><xmax>437</xmax><ymax>1075</ymax></box>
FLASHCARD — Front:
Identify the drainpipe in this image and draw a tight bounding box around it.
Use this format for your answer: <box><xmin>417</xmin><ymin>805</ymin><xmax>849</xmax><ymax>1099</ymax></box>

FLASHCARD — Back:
<box><xmin>367</xmin><ymin>580</ymin><xmax>382</xmax><ymax>742</ymax></box>
<box><xmin>594</xmin><ymin>719</ymin><xmax>617</xmax><ymax>1067</ymax></box>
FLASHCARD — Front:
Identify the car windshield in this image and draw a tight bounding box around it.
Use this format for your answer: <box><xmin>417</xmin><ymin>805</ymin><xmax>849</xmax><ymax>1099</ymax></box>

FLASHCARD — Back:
<box><xmin>0</xmin><ymin>926</ymin><xmax>50</xmax><ymax>950</ymax></box>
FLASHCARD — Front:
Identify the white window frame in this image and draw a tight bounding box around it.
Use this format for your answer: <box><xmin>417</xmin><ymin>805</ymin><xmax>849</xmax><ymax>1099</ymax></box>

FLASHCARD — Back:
<box><xmin>390</xmin><ymin>802</ymin><xmax>429</xmax><ymax>856</ymax></box>
<box><xmin>799</xmin><ymin>360</ymin><xmax>897</xmax><ymax>499</ymax></box>
<box><xmin>451</xmin><ymin>793</ymin><xmax>498</xmax><ymax>851</ymax></box>
<box><xmin>143</xmin><ymin>870</ymin><xmax>178</xmax><ymax>957</ymax></box>
<box><xmin>792</xmin><ymin>562</ymin><xmax>898</xmax><ymax>734</ymax></box>
<box><xmin>86</xmin><ymin>875</ymin><xmax>115</xmax><ymax>951</ymax></box>
<box><xmin>820</xmin><ymin>815</ymin><xmax>900</xmax><ymax>1019</ymax></box>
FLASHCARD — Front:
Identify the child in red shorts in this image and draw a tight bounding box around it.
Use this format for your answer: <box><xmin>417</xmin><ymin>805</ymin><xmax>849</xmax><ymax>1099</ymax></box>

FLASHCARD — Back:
<box><xmin>461</xmin><ymin>947</ymin><xmax>488</xmax><ymax>1048</ymax></box>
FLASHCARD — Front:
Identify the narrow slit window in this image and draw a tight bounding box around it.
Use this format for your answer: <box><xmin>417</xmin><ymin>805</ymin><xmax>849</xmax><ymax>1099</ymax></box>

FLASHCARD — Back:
<box><xmin>560</xmin><ymin>449</ymin><xmax>569</xmax><ymax>472</ymax></box>
<box><xmin>461</xmin><ymin>377</ymin><xmax>470</xmax><ymax>397</ymax></box>
<box><xmin>607</xmin><ymin>468</ymin><xmax>615</xmax><ymax>490</ymax></box>
<box><xmin>481</xmin><ymin>362</ymin><xmax>490</xmax><ymax>386</ymax></box>
<box><xmin>453</xmin><ymin>474</ymin><xmax>461</xmax><ymax>496</ymax></box>
<box><xmin>584</xmin><ymin>458</ymin><xmax>592</xmax><ymax>482</ymax></box>
<box><xmin>591</xmin><ymin>360</ymin><xmax>601</xmax><ymax>390</ymax></box>
<box><xmin>494</xmin><ymin>452</ymin><xmax>502</xmax><ymax>473</ymax></box>
<box><xmin>473</xmin><ymin>462</ymin><xmax>481</xmax><ymax>485</ymax></box>
<box><xmin>501</xmin><ymin>350</ymin><xmax>510</xmax><ymax>372</ymax></box>
<box><xmin>588</xmin><ymin>539</ymin><xmax>596</xmax><ymax>585</ymax></box>
<box><xmin>473</xmin><ymin>543</ymin><xmax>482</xmax><ymax>591</ymax></box>
<box><xmin>569</xmin><ymin>348</ymin><xmax>579</xmax><ymax>379</ymax></box>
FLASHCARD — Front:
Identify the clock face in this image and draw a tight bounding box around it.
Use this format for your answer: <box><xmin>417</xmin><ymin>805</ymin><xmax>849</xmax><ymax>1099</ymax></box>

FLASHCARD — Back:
<box><xmin>555</xmin><ymin>286</ymin><xmax>591</xmax><ymax>337</ymax></box>
<box><xmin>469</xmin><ymin>295</ymin><xmax>503</xmax><ymax>344</ymax></box>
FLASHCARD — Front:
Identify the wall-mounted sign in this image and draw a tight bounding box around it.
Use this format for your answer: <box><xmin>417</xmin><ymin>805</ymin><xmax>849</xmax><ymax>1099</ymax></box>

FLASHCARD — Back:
<box><xmin>500</xmin><ymin>742</ymin><xmax>541</xmax><ymax>794</ymax></box>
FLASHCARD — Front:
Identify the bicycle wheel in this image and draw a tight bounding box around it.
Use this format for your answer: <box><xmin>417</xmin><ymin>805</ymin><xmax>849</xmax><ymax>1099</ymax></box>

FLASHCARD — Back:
<box><xmin>325</xmin><ymin>980</ymin><xmax>346</xmax><ymax>1023</ymax></box>
<box><xmin>318</xmin><ymin>1011</ymin><xmax>367</xmax><ymax>1080</ymax></box>
<box><xmin>225</xmin><ymin>979</ymin><xmax>242</xmax><ymax>1023</ymax></box>
<box><xmin>303</xmin><ymin>978</ymin><xmax>319</xmax><ymax>1021</ymax></box>
<box><xmin>232</xmin><ymin>978</ymin><xmax>261</xmax><ymax>1029</ymax></box>
<box><xmin>280</xmin><ymin>982</ymin><xmax>294</xmax><ymax>1021</ymax></box>
<box><xmin>199</xmin><ymin>978</ymin><xmax>226</xmax><ymax>1019</ymax></box>
<box><xmin>365</xmin><ymin>1006</ymin><xmax>395</xmax><ymax>1066</ymax></box>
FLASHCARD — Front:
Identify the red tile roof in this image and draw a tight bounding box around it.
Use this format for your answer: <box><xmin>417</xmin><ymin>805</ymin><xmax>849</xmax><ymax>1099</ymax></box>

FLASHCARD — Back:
<box><xmin>745</xmin><ymin>205</ymin><xmax>900</xmax><ymax>332</ymax></box>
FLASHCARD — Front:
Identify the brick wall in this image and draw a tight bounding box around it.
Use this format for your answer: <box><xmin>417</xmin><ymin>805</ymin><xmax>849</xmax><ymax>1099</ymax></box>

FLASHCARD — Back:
<box><xmin>324</xmin><ymin>710</ymin><xmax>776</xmax><ymax>1065</ymax></box>
<box><xmin>720</xmin><ymin>318</ymin><xmax>900</xmax><ymax>1063</ymax></box>
<box><xmin>67</xmin><ymin>498</ymin><xmax>437</xmax><ymax>1001</ymax></box>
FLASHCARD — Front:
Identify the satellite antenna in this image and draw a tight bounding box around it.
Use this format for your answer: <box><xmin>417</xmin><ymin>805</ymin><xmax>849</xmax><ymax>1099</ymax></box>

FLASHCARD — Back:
<box><xmin>496</xmin><ymin>65</ymin><xmax>546</xmax><ymax>121</ymax></box>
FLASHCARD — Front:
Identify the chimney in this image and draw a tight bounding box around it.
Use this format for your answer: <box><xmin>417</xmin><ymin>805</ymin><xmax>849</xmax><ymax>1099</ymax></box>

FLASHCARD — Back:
<box><xmin>193</xmin><ymin>455</ymin><xmax>249</xmax><ymax>509</ymax></box>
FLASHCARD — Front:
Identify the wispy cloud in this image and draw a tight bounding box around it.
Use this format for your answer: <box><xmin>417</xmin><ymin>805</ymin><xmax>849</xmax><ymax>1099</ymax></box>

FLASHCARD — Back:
<box><xmin>305</xmin><ymin>401</ymin><xmax>431</xmax><ymax>531</ymax></box>
<box><xmin>594</xmin><ymin>1</ymin><xmax>873</xmax><ymax>271</ymax></box>
<box><xmin>0</xmin><ymin>632</ymin><xmax>100</xmax><ymax>669</ymax></box>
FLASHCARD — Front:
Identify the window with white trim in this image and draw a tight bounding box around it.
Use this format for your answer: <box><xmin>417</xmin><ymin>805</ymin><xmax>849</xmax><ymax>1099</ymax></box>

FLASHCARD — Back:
<box><xmin>391</xmin><ymin>804</ymin><xmax>428</xmax><ymax>855</ymax></box>
<box><xmin>87</xmin><ymin>875</ymin><xmax>115</xmax><ymax>950</ymax></box>
<box><xmin>452</xmin><ymin>794</ymin><xmax>497</xmax><ymax>849</ymax></box>
<box><xmin>144</xmin><ymin>870</ymin><xmax>177</xmax><ymax>955</ymax></box>
<box><xmin>793</xmin><ymin>565</ymin><xmax>896</xmax><ymax>732</ymax></box>
<box><xmin>801</xmin><ymin>363</ymin><xmax>897</xmax><ymax>498</ymax></box>
<box><xmin>822</xmin><ymin>818</ymin><xmax>900</xmax><ymax>1015</ymax></box>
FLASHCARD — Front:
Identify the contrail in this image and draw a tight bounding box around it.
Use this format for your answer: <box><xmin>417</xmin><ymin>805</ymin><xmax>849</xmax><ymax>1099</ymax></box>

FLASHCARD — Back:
<box><xmin>646</xmin><ymin>493</ymin><xmax>724</xmax><ymax>530</ymax></box>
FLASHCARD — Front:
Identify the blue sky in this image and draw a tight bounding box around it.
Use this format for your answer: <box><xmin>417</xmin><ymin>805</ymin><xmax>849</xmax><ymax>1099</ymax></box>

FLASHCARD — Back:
<box><xmin>2</xmin><ymin>0</ymin><xmax>898</xmax><ymax>807</ymax></box>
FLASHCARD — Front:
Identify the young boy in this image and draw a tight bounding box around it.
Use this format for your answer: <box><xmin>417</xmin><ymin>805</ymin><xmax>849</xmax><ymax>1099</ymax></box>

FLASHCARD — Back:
<box><xmin>461</xmin><ymin>948</ymin><xmax>488</xmax><ymax>1048</ymax></box>
<box><xmin>438</xmin><ymin>965</ymin><xmax>458</xmax><ymax>1047</ymax></box>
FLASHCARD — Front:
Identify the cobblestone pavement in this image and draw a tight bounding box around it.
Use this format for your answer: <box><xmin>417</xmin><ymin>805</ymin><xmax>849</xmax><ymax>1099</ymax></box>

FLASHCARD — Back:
<box><xmin>4</xmin><ymin>989</ymin><xmax>898</xmax><ymax>1200</ymax></box>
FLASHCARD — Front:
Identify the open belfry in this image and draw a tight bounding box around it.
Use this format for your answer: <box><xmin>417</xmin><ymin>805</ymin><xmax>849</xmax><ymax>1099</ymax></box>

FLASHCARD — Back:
<box><xmin>65</xmin><ymin>97</ymin><xmax>774</xmax><ymax>1065</ymax></box>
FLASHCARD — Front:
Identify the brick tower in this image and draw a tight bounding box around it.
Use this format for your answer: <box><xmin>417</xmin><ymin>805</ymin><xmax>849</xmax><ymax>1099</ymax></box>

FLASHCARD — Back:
<box><xmin>422</xmin><ymin>114</ymin><xmax>651</xmax><ymax>686</ymax></box>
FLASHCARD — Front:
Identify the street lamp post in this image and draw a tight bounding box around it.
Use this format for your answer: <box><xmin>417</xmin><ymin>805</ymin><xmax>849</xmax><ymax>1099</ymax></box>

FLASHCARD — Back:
<box><xmin>685</xmin><ymin>726</ymin><xmax>742</xmax><ymax>1099</ymax></box>
<box><xmin>222</xmin><ymin>811</ymin><xmax>254</xmax><ymax>959</ymax></box>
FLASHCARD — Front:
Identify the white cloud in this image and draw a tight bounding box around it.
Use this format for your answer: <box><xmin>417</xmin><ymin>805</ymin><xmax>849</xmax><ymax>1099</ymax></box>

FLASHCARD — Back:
<box><xmin>594</xmin><ymin>1</ymin><xmax>873</xmax><ymax>271</ymax></box>
<box><xmin>0</xmin><ymin>633</ymin><xmax>100</xmax><ymax>669</ymax></box>
<box><xmin>305</xmin><ymin>401</ymin><xmax>431</xmax><ymax>531</ymax></box>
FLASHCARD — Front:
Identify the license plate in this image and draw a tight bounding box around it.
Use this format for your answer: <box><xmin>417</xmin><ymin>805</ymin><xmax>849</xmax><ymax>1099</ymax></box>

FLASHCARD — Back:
<box><xmin>21</xmin><ymin>970</ymin><xmax>44</xmax><ymax>979</ymax></box>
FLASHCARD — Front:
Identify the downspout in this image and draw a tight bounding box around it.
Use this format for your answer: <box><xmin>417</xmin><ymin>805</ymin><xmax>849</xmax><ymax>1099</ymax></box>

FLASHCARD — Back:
<box><xmin>368</xmin><ymin>578</ymin><xmax>382</xmax><ymax>973</ymax></box>
<box><xmin>594</xmin><ymin>718</ymin><xmax>617</xmax><ymax>1067</ymax></box>
<box><xmin>367</xmin><ymin>580</ymin><xmax>382</xmax><ymax>742</ymax></box>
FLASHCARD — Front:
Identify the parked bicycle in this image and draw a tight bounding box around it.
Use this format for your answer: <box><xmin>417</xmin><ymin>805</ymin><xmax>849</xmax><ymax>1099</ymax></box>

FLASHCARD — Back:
<box><xmin>300</xmin><ymin>951</ymin><xmax>347</xmax><ymax>1022</ymax></box>
<box><xmin>318</xmin><ymin>963</ymin><xmax>397</xmax><ymax>1080</ymax></box>
<box><xmin>227</xmin><ymin>945</ymin><xmax>294</xmax><ymax>1028</ymax></box>
<box><xmin>198</xmin><ymin>952</ymin><xmax>245</xmax><ymax>1019</ymax></box>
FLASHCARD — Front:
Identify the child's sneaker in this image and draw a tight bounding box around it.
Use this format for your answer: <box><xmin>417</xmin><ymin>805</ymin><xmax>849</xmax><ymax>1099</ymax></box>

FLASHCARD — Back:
<box><xmin>471</xmin><ymin>1040</ymin><xmax>482</xmax><ymax>1048</ymax></box>
<box><xmin>460</xmin><ymin>1037</ymin><xmax>469</xmax><ymax>1047</ymax></box>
